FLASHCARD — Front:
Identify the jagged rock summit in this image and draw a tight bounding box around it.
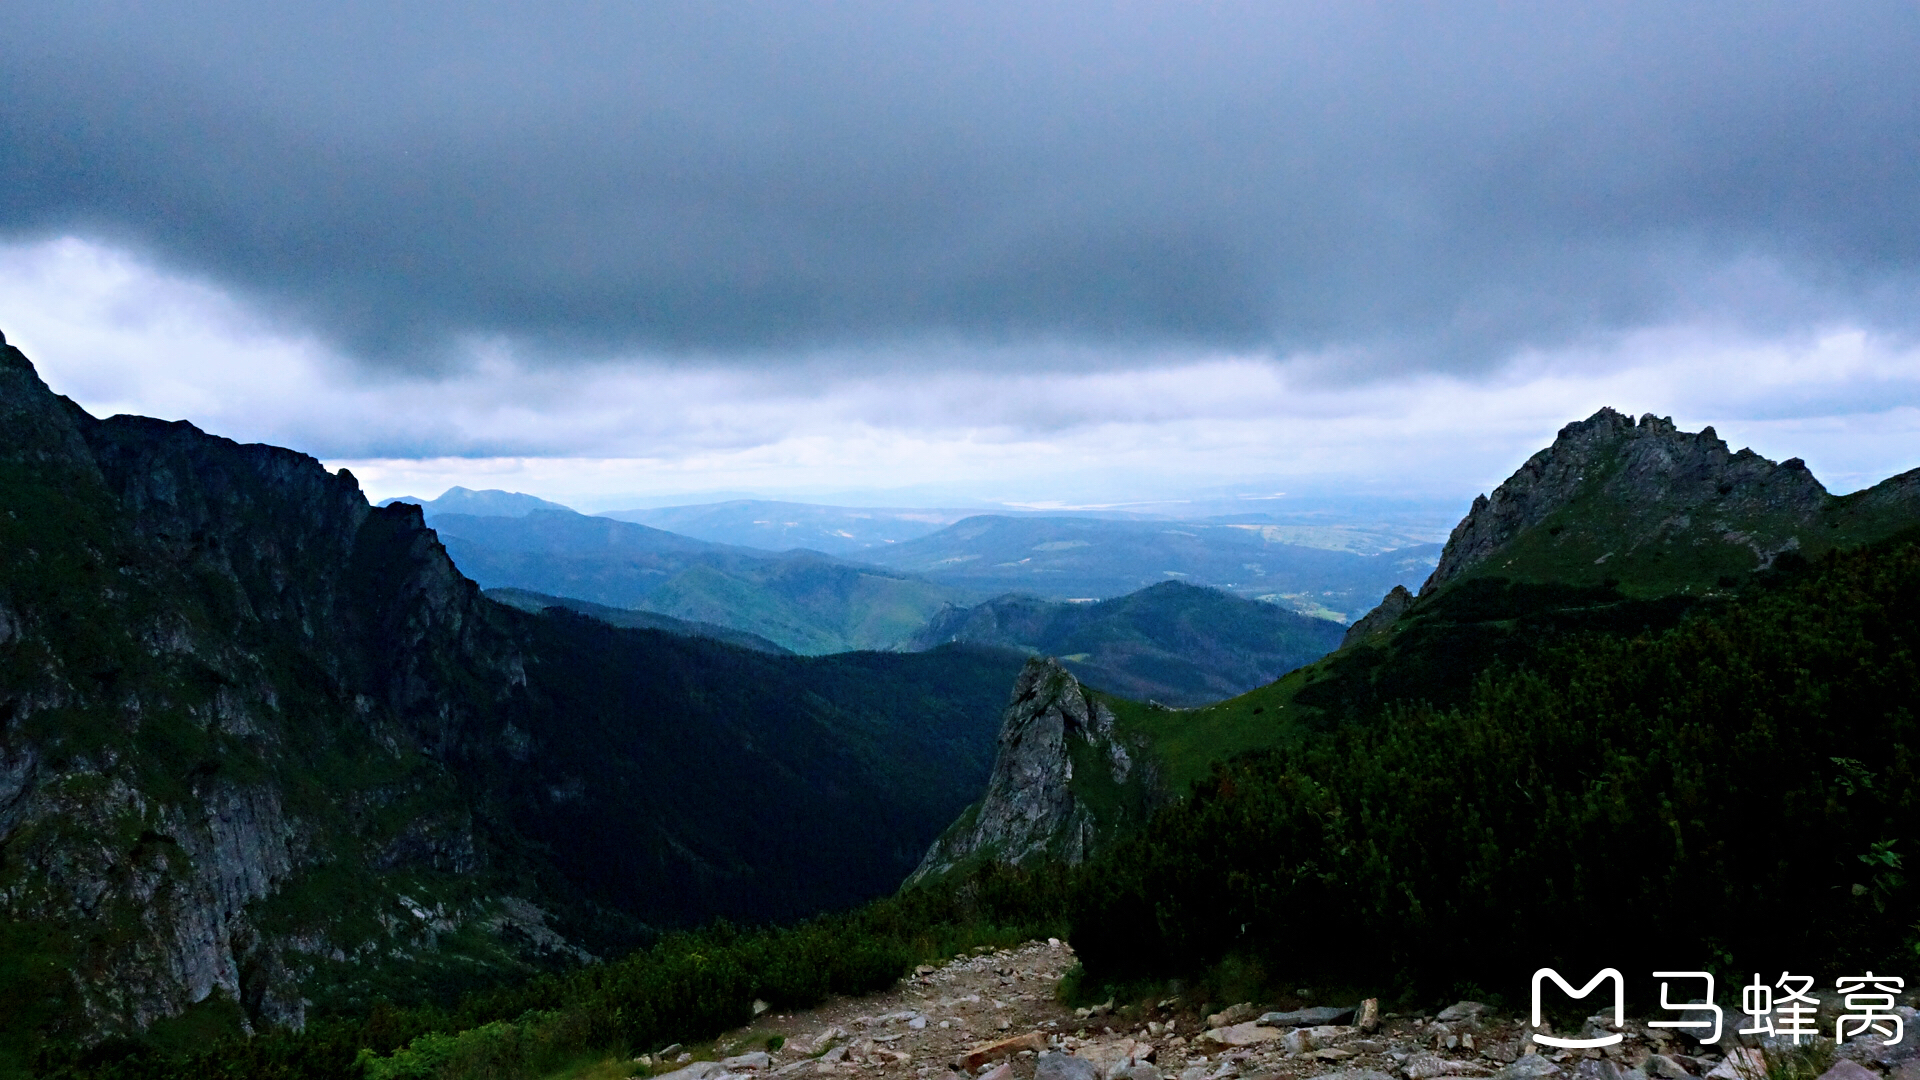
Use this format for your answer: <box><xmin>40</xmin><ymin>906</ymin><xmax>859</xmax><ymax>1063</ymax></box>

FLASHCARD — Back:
<box><xmin>909</xmin><ymin>658</ymin><xmax>1159</xmax><ymax>882</ymax></box>
<box><xmin>1344</xmin><ymin>408</ymin><xmax>1920</xmax><ymax>643</ymax></box>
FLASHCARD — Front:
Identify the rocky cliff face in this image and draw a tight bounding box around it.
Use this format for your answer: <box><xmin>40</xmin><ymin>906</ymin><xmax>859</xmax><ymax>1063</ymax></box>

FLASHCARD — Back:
<box><xmin>1343</xmin><ymin>408</ymin><xmax>1920</xmax><ymax>642</ymax></box>
<box><xmin>1424</xmin><ymin>409</ymin><xmax>1830</xmax><ymax>592</ymax></box>
<box><xmin>0</xmin><ymin>330</ymin><xmax>567</xmax><ymax>1045</ymax></box>
<box><xmin>909</xmin><ymin>658</ymin><xmax>1159</xmax><ymax>882</ymax></box>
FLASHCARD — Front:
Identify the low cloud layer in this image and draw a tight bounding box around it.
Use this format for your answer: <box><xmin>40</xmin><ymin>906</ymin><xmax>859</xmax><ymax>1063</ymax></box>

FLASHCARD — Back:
<box><xmin>7</xmin><ymin>237</ymin><xmax>1917</xmax><ymax>514</ymax></box>
<box><xmin>4</xmin><ymin>3</ymin><xmax>1919</xmax><ymax>372</ymax></box>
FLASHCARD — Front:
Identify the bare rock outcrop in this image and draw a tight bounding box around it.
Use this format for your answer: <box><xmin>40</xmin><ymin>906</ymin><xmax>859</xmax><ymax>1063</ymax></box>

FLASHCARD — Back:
<box><xmin>908</xmin><ymin>658</ymin><xmax>1156</xmax><ymax>882</ymax></box>
<box><xmin>1343</xmin><ymin>407</ymin><xmax>1920</xmax><ymax>643</ymax></box>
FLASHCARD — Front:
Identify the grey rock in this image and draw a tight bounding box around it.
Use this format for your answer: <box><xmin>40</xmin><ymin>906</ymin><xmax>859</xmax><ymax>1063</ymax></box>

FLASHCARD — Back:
<box><xmin>723</xmin><ymin>1052</ymin><xmax>772</xmax><ymax>1070</ymax></box>
<box><xmin>1815</xmin><ymin>1062</ymin><xmax>1881</xmax><ymax>1080</ymax></box>
<box><xmin>658</xmin><ymin>1063</ymin><xmax>726</xmax><ymax>1080</ymax></box>
<box><xmin>1122</xmin><ymin>1066</ymin><xmax>1160</xmax><ymax>1080</ymax></box>
<box><xmin>1261</xmin><ymin>1006</ymin><xmax>1356</xmax><ymax>1028</ymax></box>
<box><xmin>1646</xmin><ymin>1055</ymin><xmax>1693</xmax><ymax>1079</ymax></box>
<box><xmin>1324</xmin><ymin>1071</ymin><xmax>1398</xmax><ymax>1080</ymax></box>
<box><xmin>1417</xmin><ymin>409</ymin><xmax>1836</xmax><ymax>597</ymax></box>
<box><xmin>1341</xmin><ymin>585</ymin><xmax>1413</xmax><ymax>648</ymax></box>
<box><xmin>1571</xmin><ymin>1062</ymin><xmax>1625</xmax><ymax>1080</ymax></box>
<box><xmin>1037</xmin><ymin>1051</ymin><xmax>1104</xmax><ymax>1080</ymax></box>
<box><xmin>908</xmin><ymin>659</ymin><xmax>1162</xmax><ymax>880</ymax></box>
<box><xmin>1494</xmin><ymin>1057</ymin><xmax>1564</xmax><ymax>1080</ymax></box>
<box><xmin>1211</xmin><ymin>1003</ymin><xmax>1261</xmax><ymax>1027</ymax></box>
<box><xmin>1438</xmin><ymin>1003</ymin><xmax>1492</xmax><ymax>1023</ymax></box>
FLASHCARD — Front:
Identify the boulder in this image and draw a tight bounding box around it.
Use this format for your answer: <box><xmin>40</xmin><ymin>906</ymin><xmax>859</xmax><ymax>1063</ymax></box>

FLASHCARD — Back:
<box><xmin>1201</xmin><ymin>1022</ymin><xmax>1286</xmax><ymax>1047</ymax></box>
<box><xmin>1704</xmin><ymin>1049</ymin><xmax>1764</xmax><ymax>1080</ymax></box>
<box><xmin>1492</xmin><ymin>1058</ymin><xmax>1564</xmax><ymax>1080</ymax></box>
<box><xmin>1210</xmin><ymin>1003</ymin><xmax>1261</xmax><ymax>1027</ymax></box>
<box><xmin>1405</xmin><ymin>1053</ymin><xmax>1493</xmax><ymax>1079</ymax></box>
<box><xmin>1815</xmin><ymin>1063</ymin><xmax>1882</xmax><ymax>1080</ymax></box>
<box><xmin>956</xmin><ymin>1032</ymin><xmax>1049</xmax><ymax>1071</ymax></box>
<box><xmin>723</xmin><ymin>1052</ymin><xmax>772</xmax><ymax>1070</ymax></box>
<box><xmin>1646</xmin><ymin>1055</ymin><xmax>1692</xmax><ymax>1079</ymax></box>
<box><xmin>1439</xmin><ymin>1003</ymin><xmax>1492</xmax><ymax>1023</ymax></box>
<box><xmin>1037</xmin><ymin>1052</ymin><xmax>1103</xmax><ymax>1080</ymax></box>
<box><xmin>1261</xmin><ymin>1007</ymin><xmax>1357</xmax><ymax>1028</ymax></box>
<box><xmin>658</xmin><ymin>1064</ymin><xmax>726</xmax><ymax>1080</ymax></box>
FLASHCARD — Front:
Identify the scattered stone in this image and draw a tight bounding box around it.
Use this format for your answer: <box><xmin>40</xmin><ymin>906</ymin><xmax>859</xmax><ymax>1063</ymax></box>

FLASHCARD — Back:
<box><xmin>658</xmin><ymin>1063</ymin><xmax>726</xmax><ymax>1080</ymax></box>
<box><xmin>806</xmin><ymin>1028</ymin><xmax>849</xmax><ymax>1054</ymax></box>
<box><xmin>1440</xmin><ymin>1003</ymin><xmax>1493</xmax><ymax>1023</ymax></box>
<box><xmin>723</xmin><ymin>1051</ymin><xmax>772</xmax><ymax>1071</ymax></box>
<box><xmin>1323</xmin><ymin>1070</ymin><xmax>1398</xmax><ymax>1080</ymax></box>
<box><xmin>754</xmin><ymin>1000</ymin><xmax>771</xmax><ymax>1016</ymax></box>
<box><xmin>1816</xmin><ymin>1062</ymin><xmax>1882</xmax><ymax>1080</ymax></box>
<box><xmin>1352</xmin><ymin>1040</ymin><xmax>1388</xmax><ymax>1054</ymax></box>
<box><xmin>1646</xmin><ymin>1054</ymin><xmax>1693</xmax><ymax>1079</ymax></box>
<box><xmin>1313</xmin><ymin>1048</ymin><xmax>1357</xmax><ymax>1060</ymax></box>
<box><xmin>1893</xmin><ymin>1062</ymin><xmax>1920</xmax><ymax>1080</ymax></box>
<box><xmin>660</xmin><ymin>1044</ymin><xmax>685</xmax><ymax>1057</ymax></box>
<box><xmin>1201</xmin><ymin>1022</ymin><xmax>1286</xmax><ymax>1047</ymax></box>
<box><xmin>1261</xmin><ymin>1007</ymin><xmax>1357</xmax><ymax>1028</ymax></box>
<box><xmin>909</xmin><ymin>1016</ymin><xmax>927</xmax><ymax>1030</ymax></box>
<box><xmin>1703</xmin><ymin>1049</ymin><xmax>1763</xmax><ymax>1080</ymax></box>
<box><xmin>956</xmin><ymin>1032</ymin><xmax>1049</xmax><ymax>1071</ymax></box>
<box><xmin>1359</xmin><ymin>999</ymin><xmax>1382</xmax><ymax>1033</ymax></box>
<box><xmin>1571</xmin><ymin>1061</ymin><xmax>1625</xmax><ymax>1080</ymax></box>
<box><xmin>1210</xmin><ymin>1004</ymin><xmax>1261</xmax><ymax>1028</ymax></box>
<box><xmin>915</xmin><ymin>965</ymin><xmax>936</xmax><ymax>976</ymax></box>
<box><xmin>1037</xmin><ymin>1051</ymin><xmax>1103</xmax><ymax>1080</ymax></box>
<box><xmin>1493</xmin><ymin>1057</ymin><xmax>1564</xmax><ymax>1080</ymax></box>
<box><xmin>1405</xmin><ymin>1052</ymin><xmax>1494</xmax><ymax>1079</ymax></box>
<box><xmin>978</xmin><ymin>1064</ymin><xmax>1014</xmax><ymax>1080</ymax></box>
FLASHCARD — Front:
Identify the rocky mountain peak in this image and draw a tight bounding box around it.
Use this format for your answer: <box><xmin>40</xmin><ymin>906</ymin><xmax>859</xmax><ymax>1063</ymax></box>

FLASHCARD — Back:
<box><xmin>1421</xmin><ymin>407</ymin><xmax>1830</xmax><ymax>594</ymax></box>
<box><xmin>908</xmin><ymin>658</ymin><xmax>1158</xmax><ymax>882</ymax></box>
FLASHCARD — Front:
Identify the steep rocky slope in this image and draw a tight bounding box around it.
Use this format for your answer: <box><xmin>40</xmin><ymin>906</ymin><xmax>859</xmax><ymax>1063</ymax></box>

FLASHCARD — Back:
<box><xmin>0</xmin><ymin>332</ymin><xmax>1022</xmax><ymax>1060</ymax></box>
<box><xmin>910</xmin><ymin>659</ymin><xmax>1162</xmax><ymax>883</ymax></box>
<box><xmin>1343</xmin><ymin>408</ymin><xmax>1920</xmax><ymax>642</ymax></box>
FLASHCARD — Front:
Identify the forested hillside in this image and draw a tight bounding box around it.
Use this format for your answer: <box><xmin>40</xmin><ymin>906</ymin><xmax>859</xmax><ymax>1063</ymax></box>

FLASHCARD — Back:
<box><xmin>1070</xmin><ymin>531</ymin><xmax>1920</xmax><ymax>1001</ymax></box>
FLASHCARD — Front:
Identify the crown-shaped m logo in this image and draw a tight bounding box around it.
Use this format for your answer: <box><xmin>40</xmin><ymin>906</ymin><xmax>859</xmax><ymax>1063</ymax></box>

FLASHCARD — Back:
<box><xmin>1531</xmin><ymin>968</ymin><xmax>1625</xmax><ymax>1048</ymax></box>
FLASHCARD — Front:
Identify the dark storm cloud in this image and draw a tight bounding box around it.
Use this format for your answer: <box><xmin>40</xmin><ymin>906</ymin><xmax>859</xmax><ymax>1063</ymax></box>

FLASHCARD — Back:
<box><xmin>3</xmin><ymin>1</ymin><xmax>1919</xmax><ymax>370</ymax></box>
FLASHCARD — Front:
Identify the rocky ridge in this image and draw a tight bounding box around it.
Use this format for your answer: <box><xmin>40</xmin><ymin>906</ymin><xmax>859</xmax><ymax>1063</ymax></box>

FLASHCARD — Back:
<box><xmin>0</xmin><ymin>330</ymin><xmax>567</xmax><ymax>1041</ymax></box>
<box><xmin>909</xmin><ymin>659</ymin><xmax>1160</xmax><ymax>883</ymax></box>
<box><xmin>1344</xmin><ymin>408</ymin><xmax>1920</xmax><ymax>643</ymax></box>
<box><xmin>638</xmin><ymin>951</ymin><xmax>1920</xmax><ymax>1080</ymax></box>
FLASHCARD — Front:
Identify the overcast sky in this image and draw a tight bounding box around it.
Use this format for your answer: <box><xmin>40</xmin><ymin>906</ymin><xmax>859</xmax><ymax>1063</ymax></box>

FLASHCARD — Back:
<box><xmin>3</xmin><ymin>2</ymin><xmax>1918</xmax><ymax>514</ymax></box>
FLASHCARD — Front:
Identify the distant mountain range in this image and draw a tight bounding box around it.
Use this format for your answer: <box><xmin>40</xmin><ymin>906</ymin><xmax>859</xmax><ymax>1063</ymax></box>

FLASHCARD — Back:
<box><xmin>907</xmin><ymin>581</ymin><xmax>1344</xmax><ymax>706</ymax></box>
<box><xmin>420</xmin><ymin>501</ymin><xmax>1435</xmax><ymax>667</ymax></box>
<box><xmin>600</xmin><ymin>500</ymin><xmax>983</xmax><ymax>556</ymax></box>
<box><xmin>859</xmin><ymin>514</ymin><xmax>1440</xmax><ymax>621</ymax></box>
<box><xmin>427</xmin><ymin>510</ymin><xmax>972</xmax><ymax>654</ymax></box>
<box><xmin>383</xmin><ymin>485</ymin><xmax>574</xmax><ymax>517</ymax></box>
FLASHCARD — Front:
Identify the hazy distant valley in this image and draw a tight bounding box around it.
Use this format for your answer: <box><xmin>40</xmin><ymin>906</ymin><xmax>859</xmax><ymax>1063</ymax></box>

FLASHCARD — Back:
<box><xmin>382</xmin><ymin>489</ymin><xmax>1440</xmax><ymax>703</ymax></box>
